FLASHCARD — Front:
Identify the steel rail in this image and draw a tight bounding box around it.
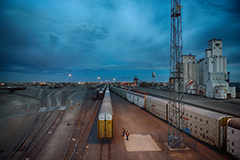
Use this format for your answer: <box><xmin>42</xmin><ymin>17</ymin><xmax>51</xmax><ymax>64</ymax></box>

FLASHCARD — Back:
<box><xmin>99</xmin><ymin>140</ymin><xmax>111</xmax><ymax>160</ymax></box>
<box><xmin>62</xmin><ymin>91</ymin><xmax>90</xmax><ymax>159</ymax></box>
<box><xmin>21</xmin><ymin>111</ymin><xmax>64</xmax><ymax>160</ymax></box>
<box><xmin>16</xmin><ymin>111</ymin><xmax>52</xmax><ymax>160</ymax></box>
<box><xmin>70</xmin><ymin>100</ymin><xmax>96</xmax><ymax>159</ymax></box>
<box><xmin>62</xmin><ymin>100</ymin><xmax>95</xmax><ymax>160</ymax></box>
<box><xmin>7</xmin><ymin>113</ymin><xmax>40</xmax><ymax>160</ymax></box>
<box><xmin>79</xmin><ymin>100</ymin><xmax>102</xmax><ymax>160</ymax></box>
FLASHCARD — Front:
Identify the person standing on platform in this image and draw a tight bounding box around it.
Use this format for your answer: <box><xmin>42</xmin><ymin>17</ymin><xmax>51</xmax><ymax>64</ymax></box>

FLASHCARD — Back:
<box><xmin>122</xmin><ymin>128</ymin><xmax>125</xmax><ymax>137</ymax></box>
<box><xmin>126</xmin><ymin>131</ymin><xmax>129</xmax><ymax>140</ymax></box>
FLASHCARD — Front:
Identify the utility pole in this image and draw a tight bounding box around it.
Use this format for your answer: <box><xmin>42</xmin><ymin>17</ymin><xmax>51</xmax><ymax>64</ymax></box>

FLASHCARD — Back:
<box><xmin>168</xmin><ymin>0</ymin><xmax>185</xmax><ymax>148</ymax></box>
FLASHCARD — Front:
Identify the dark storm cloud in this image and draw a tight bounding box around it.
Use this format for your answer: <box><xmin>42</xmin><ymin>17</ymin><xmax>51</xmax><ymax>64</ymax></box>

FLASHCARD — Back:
<box><xmin>49</xmin><ymin>33</ymin><xmax>59</xmax><ymax>45</ymax></box>
<box><xmin>0</xmin><ymin>0</ymin><xmax>240</xmax><ymax>82</ymax></box>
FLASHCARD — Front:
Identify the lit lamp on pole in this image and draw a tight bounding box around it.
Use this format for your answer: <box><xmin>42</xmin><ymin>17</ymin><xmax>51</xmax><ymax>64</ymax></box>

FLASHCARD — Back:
<box><xmin>113</xmin><ymin>78</ymin><xmax>115</xmax><ymax>83</ymax></box>
<box><xmin>69</xmin><ymin>74</ymin><xmax>71</xmax><ymax>83</ymax></box>
<box><xmin>98</xmin><ymin>77</ymin><xmax>100</xmax><ymax>83</ymax></box>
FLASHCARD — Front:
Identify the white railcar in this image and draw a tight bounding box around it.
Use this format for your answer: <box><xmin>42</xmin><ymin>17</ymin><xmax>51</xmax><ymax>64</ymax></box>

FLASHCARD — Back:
<box><xmin>227</xmin><ymin>118</ymin><xmax>240</xmax><ymax>159</ymax></box>
<box><xmin>132</xmin><ymin>92</ymin><xmax>148</xmax><ymax>108</ymax></box>
<box><xmin>145</xmin><ymin>96</ymin><xmax>168</xmax><ymax>121</ymax></box>
<box><xmin>181</xmin><ymin>104</ymin><xmax>232</xmax><ymax>150</ymax></box>
<box><xmin>126</xmin><ymin>91</ymin><xmax>134</xmax><ymax>103</ymax></box>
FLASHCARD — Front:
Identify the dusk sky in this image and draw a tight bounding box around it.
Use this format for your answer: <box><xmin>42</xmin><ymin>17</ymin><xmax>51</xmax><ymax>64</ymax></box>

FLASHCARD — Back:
<box><xmin>1</xmin><ymin>0</ymin><xmax>240</xmax><ymax>83</ymax></box>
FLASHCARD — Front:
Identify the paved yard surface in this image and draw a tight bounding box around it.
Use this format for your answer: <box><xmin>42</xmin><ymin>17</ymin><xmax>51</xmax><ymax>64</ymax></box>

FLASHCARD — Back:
<box><xmin>83</xmin><ymin>92</ymin><xmax>231</xmax><ymax>160</ymax></box>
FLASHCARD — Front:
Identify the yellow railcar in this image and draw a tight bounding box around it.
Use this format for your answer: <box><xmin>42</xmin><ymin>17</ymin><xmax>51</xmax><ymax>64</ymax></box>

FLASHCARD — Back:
<box><xmin>106</xmin><ymin>113</ymin><xmax>113</xmax><ymax>139</ymax></box>
<box><xmin>97</xmin><ymin>86</ymin><xmax>113</xmax><ymax>140</ymax></box>
<box><xmin>97</xmin><ymin>113</ymin><xmax>106</xmax><ymax>139</ymax></box>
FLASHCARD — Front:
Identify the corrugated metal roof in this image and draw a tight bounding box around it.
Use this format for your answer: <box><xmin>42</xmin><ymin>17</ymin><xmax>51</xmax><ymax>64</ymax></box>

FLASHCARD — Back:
<box><xmin>185</xmin><ymin>104</ymin><xmax>232</xmax><ymax>120</ymax></box>
<box><xmin>98</xmin><ymin>101</ymin><xmax>113</xmax><ymax>116</ymax></box>
<box><xmin>146</xmin><ymin>96</ymin><xmax>168</xmax><ymax>104</ymax></box>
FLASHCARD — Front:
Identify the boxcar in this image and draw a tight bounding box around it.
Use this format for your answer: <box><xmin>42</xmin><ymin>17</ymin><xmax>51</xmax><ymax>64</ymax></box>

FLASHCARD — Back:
<box><xmin>99</xmin><ymin>85</ymin><xmax>106</xmax><ymax>99</ymax></box>
<box><xmin>226</xmin><ymin>118</ymin><xmax>240</xmax><ymax>159</ymax></box>
<box><xmin>145</xmin><ymin>96</ymin><xmax>168</xmax><ymax>121</ymax></box>
<box><xmin>99</xmin><ymin>91</ymin><xmax>104</xmax><ymax>99</ymax></box>
<box><xmin>126</xmin><ymin>91</ymin><xmax>134</xmax><ymax>103</ymax></box>
<box><xmin>181</xmin><ymin>104</ymin><xmax>232</xmax><ymax>150</ymax></box>
<box><xmin>132</xmin><ymin>92</ymin><xmax>148</xmax><ymax>108</ymax></box>
<box><xmin>92</xmin><ymin>90</ymin><xmax>98</xmax><ymax>100</ymax></box>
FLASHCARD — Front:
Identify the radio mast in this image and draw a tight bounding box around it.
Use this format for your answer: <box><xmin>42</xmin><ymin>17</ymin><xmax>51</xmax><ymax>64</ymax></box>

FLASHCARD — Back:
<box><xmin>168</xmin><ymin>0</ymin><xmax>185</xmax><ymax>148</ymax></box>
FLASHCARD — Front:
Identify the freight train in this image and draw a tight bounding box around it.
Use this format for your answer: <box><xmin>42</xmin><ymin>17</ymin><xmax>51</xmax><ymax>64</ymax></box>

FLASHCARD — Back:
<box><xmin>110</xmin><ymin>85</ymin><xmax>239</xmax><ymax>158</ymax></box>
<box><xmin>97</xmin><ymin>86</ymin><xmax>113</xmax><ymax>140</ymax></box>
<box><xmin>92</xmin><ymin>85</ymin><xmax>107</xmax><ymax>100</ymax></box>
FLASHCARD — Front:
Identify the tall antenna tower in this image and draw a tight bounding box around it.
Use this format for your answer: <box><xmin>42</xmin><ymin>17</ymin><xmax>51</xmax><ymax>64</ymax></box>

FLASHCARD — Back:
<box><xmin>168</xmin><ymin>0</ymin><xmax>185</xmax><ymax>148</ymax></box>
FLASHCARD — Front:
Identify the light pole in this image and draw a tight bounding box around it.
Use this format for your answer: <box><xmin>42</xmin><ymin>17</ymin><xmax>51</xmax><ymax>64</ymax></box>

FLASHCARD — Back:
<box><xmin>113</xmin><ymin>78</ymin><xmax>115</xmax><ymax>83</ymax></box>
<box><xmin>98</xmin><ymin>77</ymin><xmax>100</xmax><ymax>83</ymax></box>
<box><xmin>69</xmin><ymin>74</ymin><xmax>71</xmax><ymax>83</ymax></box>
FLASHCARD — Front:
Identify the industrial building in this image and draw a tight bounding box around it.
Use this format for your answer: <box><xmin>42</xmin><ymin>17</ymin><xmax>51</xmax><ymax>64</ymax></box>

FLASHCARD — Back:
<box><xmin>182</xmin><ymin>38</ymin><xmax>236</xmax><ymax>99</ymax></box>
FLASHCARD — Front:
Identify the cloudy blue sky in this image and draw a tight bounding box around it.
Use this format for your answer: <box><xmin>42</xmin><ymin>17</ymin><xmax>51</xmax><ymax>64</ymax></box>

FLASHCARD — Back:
<box><xmin>1</xmin><ymin>0</ymin><xmax>240</xmax><ymax>83</ymax></box>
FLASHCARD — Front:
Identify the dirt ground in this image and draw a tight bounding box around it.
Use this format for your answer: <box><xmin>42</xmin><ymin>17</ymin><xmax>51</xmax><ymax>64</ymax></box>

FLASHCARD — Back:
<box><xmin>0</xmin><ymin>88</ymin><xmax>40</xmax><ymax>160</ymax></box>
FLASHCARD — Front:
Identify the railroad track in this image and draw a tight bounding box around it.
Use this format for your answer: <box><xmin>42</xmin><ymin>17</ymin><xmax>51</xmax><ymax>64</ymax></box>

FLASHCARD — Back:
<box><xmin>50</xmin><ymin>92</ymin><xmax>57</xmax><ymax>107</ymax></box>
<box><xmin>7</xmin><ymin>111</ymin><xmax>53</xmax><ymax>160</ymax></box>
<box><xmin>8</xmin><ymin>87</ymin><xmax>67</xmax><ymax>160</ymax></box>
<box><xmin>100</xmin><ymin>141</ymin><xmax>111</xmax><ymax>160</ymax></box>
<box><xmin>62</xmin><ymin>91</ymin><xmax>101</xmax><ymax>160</ymax></box>
<box><xmin>21</xmin><ymin>111</ymin><xmax>64</xmax><ymax>160</ymax></box>
<box><xmin>8</xmin><ymin>86</ymin><xmax>87</xmax><ymax>160</ymax></box>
